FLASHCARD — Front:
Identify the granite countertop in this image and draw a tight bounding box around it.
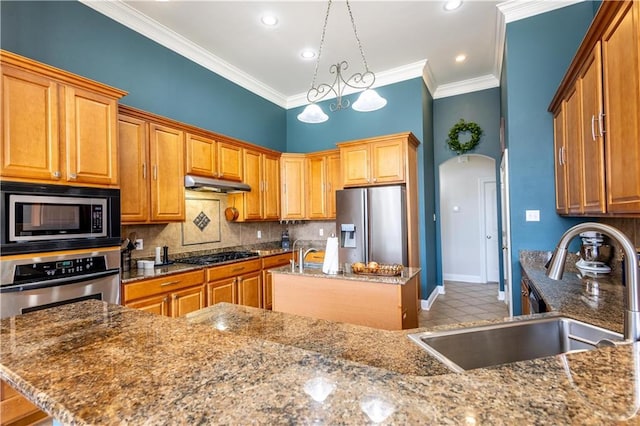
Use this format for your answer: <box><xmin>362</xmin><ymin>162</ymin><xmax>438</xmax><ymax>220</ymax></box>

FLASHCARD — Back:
<box><xmin>270</xmin><ymin>265</ymin><xmax>421</xmax><ymax>285</ymax></box>
<box><xmin>2</xmin><ymin>300</ymin><xmax>639</xmax><ymax>424</ymax></box>
<box><xmin>121</xmin><ymin>249</ymin><xmax>293</xmax><ymax>284</ymax></box>
<box><xmin>519</xmin><ymin>250</ymin><xmax>626</xmax><ymax>333</ymax></box>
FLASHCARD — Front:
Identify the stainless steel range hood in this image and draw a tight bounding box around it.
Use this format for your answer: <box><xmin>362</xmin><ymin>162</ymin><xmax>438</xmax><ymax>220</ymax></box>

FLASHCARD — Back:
<box><xmin>184</xmin><ymin>175</ymin><xmax>251</xmax><ymax>193</ymax></box>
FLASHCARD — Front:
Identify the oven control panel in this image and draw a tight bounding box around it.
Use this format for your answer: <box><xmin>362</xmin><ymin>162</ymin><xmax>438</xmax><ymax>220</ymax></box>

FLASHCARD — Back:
<box><xmin>11</xmin><ymin>256</ymin><xmax>108</xmax><ymax>285</ymax></box>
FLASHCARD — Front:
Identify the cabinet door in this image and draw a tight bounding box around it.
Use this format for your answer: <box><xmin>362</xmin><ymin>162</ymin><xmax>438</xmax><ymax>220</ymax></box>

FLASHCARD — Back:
<box><xmin>564</xmin><ymin>85</ymin><xmax>584</xmax><ymax>214</ymax></box>
<box><xmin>149</xmin><ymin>123</ymin><xmax>185</xmax><ymax>222</ymax></box>
<box><xmin>280</xmin><ymin>154</ymin><xmax>306</xmax><ymax>219</ymax></box>
<box><xmin>207</xmin><ymin>278</ymin><xmax>237</xmax><ymax>306</ymax></box>
<box><xmin>243</xmin><ymin>149</ymin><xmax>263</xmax><ymax>220</ymax></box>
<box><xmin>307</xmin><ymin>155</ymin><xmax>327</xmax><ymax>219</ymax></box>
<box><xmin>371</xmin><ymin>140</ymin><xmax>405</xmax><ymax>184</ymax></box>
<box><xmin>262</xmin><ymin>153</ymin><xmax>281</xmax><ymax>220</ymax></box>
<box><xmin>64</xmin><ymin>85</ymin><xmax>118</xmax><ymax>185</ymax></box>
<box><xmin>1</xmin><ymin>66</ymin><xmax>60</xmax><ymax>182</ymax></box>
<box><xmin>171</xmin><ymin>285</ymin><xmax>205</xmax><ymax>317</ymax></box>
<box><xmin>326</xmin><ymin>152</ymin><xmax>341</xmax><ymax>219</ymax></box>
<box><xmin>520</xmin><ymin>279</ymin><xmax>531</xmax><ymax>316</ymax></box>
<box><xmin>185</xmin><ymin>133</ymin><xmax>217</xmax><ymax>177</ymax></box>
<box><xmin>262</xmin><ymin>270</ymin><xmax>273</xmax><ymax>310</ymax></box>
<box><xmin>237</xmin><ymin>272</ymin><xmax>262</xmax><ymax>308</ymax></box>
<box><xmin>1</xmin><ymin>380</ymin><xmax>48</xmax><ymax>425</ymax></box>
<box><xmin>118</xmin><ymin>114</ymin><xmax>149</xmax><ymax>223</ymax></box>
<box><xmin>341</xmin><ymin>143</ymin><xmax>370</xmax><ymax>187</ymax></box>
<box><xmin>127</xmin><ymin>294</ymin><xmax>170</xmax><ymax>316</ymax></box>
<box><xmin>602</xmin><ymin>1</ymin><xmax>640</xmax><ymax>213</ymax></box>
<box><xmin>579</xmin><ymin>43</ymin><xmax>606</xmax><ymax>214</ymax></box>
<box><xmin>553</xmin><ymin>106</ymin><xmax>569</xmax><ymax>214</ymax></box>
<box><xmin>217</xmin><ymin>141</ymin><xmax>243</xmax><ymax>182</ymax></box>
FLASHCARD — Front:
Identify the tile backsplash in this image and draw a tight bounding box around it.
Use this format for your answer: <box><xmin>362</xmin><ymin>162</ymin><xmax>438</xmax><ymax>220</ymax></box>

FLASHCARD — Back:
<box><xmin>599</xmin><ymin>218</ymin><xmax>640</xmax><ymax>248</ymax></box>
<box><xmin>123</xmin><ymin>191</ymin><xmax>336</xmax><ymax>260</ymax></box>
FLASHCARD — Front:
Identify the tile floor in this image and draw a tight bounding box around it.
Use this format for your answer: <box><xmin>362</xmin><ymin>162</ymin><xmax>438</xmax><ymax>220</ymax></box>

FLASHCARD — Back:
<box><xmin>418</xmin><ymin>281</ymin><xmax>509</xmax><ymax>328</ymax></box>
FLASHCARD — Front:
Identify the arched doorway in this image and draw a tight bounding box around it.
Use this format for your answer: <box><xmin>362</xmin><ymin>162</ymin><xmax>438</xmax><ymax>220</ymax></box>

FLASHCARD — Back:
<box><xmin>439</xmin><ymin>154</ymin><xmax>499</xmax><ymax>286</ymax></box>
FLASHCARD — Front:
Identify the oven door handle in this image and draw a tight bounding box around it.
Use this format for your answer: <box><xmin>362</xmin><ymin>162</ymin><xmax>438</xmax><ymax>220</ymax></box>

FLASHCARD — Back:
<box><xmin>0</xmin><ymin>269</ymin><xmax>120</xmax><ymax>293</ymax></box>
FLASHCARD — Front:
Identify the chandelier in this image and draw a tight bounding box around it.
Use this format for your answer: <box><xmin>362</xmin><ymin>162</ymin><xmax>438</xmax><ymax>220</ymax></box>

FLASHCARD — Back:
<box><xmin>297</xmin><ymin>0</ymin><xmax>387</xmax><ymax>124</ymax></box>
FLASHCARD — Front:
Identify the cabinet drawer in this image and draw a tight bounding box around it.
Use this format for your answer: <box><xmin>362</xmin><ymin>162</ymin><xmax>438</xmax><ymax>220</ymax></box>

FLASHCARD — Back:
<box><xmin>123</xmin><ymin>270</ymin><xmax>205</xmax><ymax>302</ymax></box>
<box><xmin>206</xmin><ymin>259</ymin><xmax>261</xmax><ymax>282</ymax></box>
<box><xmin>262</xmin><ymin>252</ymin><xmax>293</xmax><ymax>269</ymax></box>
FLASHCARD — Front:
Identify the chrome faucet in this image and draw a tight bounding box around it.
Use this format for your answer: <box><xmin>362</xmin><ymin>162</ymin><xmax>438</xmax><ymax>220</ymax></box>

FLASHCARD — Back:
<box><xmin>546</xmin><ymin>222</ymin><xmax>640</xmax><ymax>341</ymax></box>
<box><xmin>290</xmin><ymin>240</ymin><xmax>319</xmax><ymax>273</ymax></box>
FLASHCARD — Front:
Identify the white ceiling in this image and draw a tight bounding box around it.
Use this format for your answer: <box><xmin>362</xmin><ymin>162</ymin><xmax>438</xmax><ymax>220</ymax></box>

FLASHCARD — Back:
<box><xmin>81</xmin><ymin>0</ymin><xmax>582</xmax><ymax>108</ymax></box>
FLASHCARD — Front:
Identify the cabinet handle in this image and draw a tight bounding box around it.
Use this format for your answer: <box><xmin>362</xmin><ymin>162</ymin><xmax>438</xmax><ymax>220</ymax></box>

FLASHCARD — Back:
<box><xmin>69</xmin><ymin>173</ymin><xmax>77</xmax><ymax>180</ymax></box>
<box><xmin>52</xmin><ymin>171</ymin><xmax>61</xmax><ymax>178</ymax></box>
<box><xmin>172</xmin><ymin>294</ymin><xmax>177</xmax><ymax>301</ymax></box>
<box><xmin>591</xmin><ymin>115</ymin><xmax>596</xmax><ymax>141</ymax></box>
<box><xmin>153</xmin><ymin>165</ymin><xmax>157</xmax><ymax>180</ymax></box>
<box><xmin>372</xmin><ymin>177</ymin><xmax>377</xmax><ymax>183</ymax></box>
<box><xmin>142</xmin><ymin>163</ymin><xmax>147</xmax><ymax>179</ymax></box>
<box><xmin>327</xmin><ymin>182</ymin><xmax>332</xmax><ymax>192</ymax></box>
<box><xmin>160</xmin><ymin>280</ymin><xmax>180</xmax><ymax>287</ymax></box>
<box><xmin>231</xmin><ymin>266</ymin><xmax>245</xmax><ymax>273</ymax></box>
<box><xmin>558</xmin><ymin>147</ymin><xmax>563</xmax><ymax>165</ymax></box>
<box><xmin>598</xmin><ymin>112</ymin><xmax>605</xmax><ymax>136</ymax></box>
<box><xmin>283</xmin><ymin>183</ymin><xmax>287</xmax><ymax>193</ymax></box>
<box><xmin>264</xmin><ymin>181</ymin><xmax>267</xmax><ymax>191</ymax></box>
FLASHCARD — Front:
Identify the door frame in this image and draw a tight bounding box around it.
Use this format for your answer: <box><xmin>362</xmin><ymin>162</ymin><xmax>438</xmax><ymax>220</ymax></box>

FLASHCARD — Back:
<box><xmin>478</xmin><ymin>177</ymin><xmax>499</xmax><ymax>284</ymax></box>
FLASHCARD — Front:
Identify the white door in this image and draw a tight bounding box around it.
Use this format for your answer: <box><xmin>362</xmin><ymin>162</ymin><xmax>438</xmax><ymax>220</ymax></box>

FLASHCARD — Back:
<box><xmin>481</xmin><ymin>179</ymin><xmax>500</xmax><ymax>283</ymax></box>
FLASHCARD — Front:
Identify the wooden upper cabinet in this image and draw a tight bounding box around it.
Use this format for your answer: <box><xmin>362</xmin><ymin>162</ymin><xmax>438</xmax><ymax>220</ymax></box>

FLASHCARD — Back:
<box><xmin>149</xmin><ymin>123</ymin><xmax>185</xmax><ymax>222</ymax></box>
<box><xmin>602</xmin><ymin>0</ymin><xmax>640</xmax><ymax>213</ymax></box>
<box><xmin>118</xmin><ymin>114</ymin><xmax>149</xmax><ymax>223</ymax></box>
<box><xmin>549</xmin><ymin>0</ymin><xmax>640</xmax><ymax>216</ymax></box>
<box><xmin>185</xmin><ymin>133</ymin><xmax>217</xmax><ymax>177</ymax></box>
<box><xmin>217</xmin><ymin>141</ymin><xmax>243</xmax><ymax>182</ymax></box>
<box><xmin>339</xmin><ymin>134</ymin><xmax>412</xmax><ymax>188</ymax></box>
<box><xmin>118</xmin><ymin>106</ymin><xmax>185</xmax><ymax>224</ymax></box>
<box><xmin>306</xmin><ymin>149</ymin><xmax>341</xmax><ymax>219</ymax></box>
<box><xmin>340</xmin><ymin>137</ymin><xmax>405</xmax><ymax>187</ymax></box>
<box><xmin>553</xmin><ymin>105</ymin><xmax>569</xmax><ymax>215</ymax></box>
<box><xmin>0</xmin><ymin>50</ymin><xmax>125</xmax><ymax>186</ymax></box>
<box><xmin>280</xmin><ymin>153</ymin><xmax>306</xmax><ymax>220</ymax></box>
<box><xmin>242</xmin><ymin>148</ymin><xmax>263</xmax><ymax>220</ymax></box>
<box><xmin>263</xmin><ymin>153</ymin><xmax>281</xmax><ymax>220</ymax></box>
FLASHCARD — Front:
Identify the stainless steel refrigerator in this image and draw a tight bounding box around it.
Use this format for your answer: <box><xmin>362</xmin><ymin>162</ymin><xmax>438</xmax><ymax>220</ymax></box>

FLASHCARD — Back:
<box><xmin>336</xmin><ymin>186</ymin><xmax>407</xmax><ymax>266</ymax></box>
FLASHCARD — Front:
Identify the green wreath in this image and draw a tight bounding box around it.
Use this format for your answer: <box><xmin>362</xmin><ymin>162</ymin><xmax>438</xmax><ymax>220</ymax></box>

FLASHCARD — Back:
<box><xmin>446</xmin><ymin>119</ymin><xmax>483</xmax><ymax>155</ymax></box>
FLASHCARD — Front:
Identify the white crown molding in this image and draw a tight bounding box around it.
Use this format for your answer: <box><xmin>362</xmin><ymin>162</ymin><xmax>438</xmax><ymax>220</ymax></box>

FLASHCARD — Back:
<box><xmin>421</xmin><ymin>59</ymin><xmax>437</xmax><ymax>98</ymax></box>
<box><xmin>432</xmin><ymin>74</ymin><xmax>500</xmax><ymax>99</ymax></box>
<box><xmin>286</xmin><ymin>60</ymin><xmax>427</xmax><ymax>109</ymax></box>
<box><xmin>497</xmin><ymin>0</ymin><xmax>585</xmax><ymax>24</ymax></box>
<box><xmin>492</xmin><ymin>4</ymin><xmax>506</xmax><ymax>86</ymax></box>
<box><xmin>79</xmin><ymin>0</ymin><xmax>290</xmax><ymax>108</ymax></box>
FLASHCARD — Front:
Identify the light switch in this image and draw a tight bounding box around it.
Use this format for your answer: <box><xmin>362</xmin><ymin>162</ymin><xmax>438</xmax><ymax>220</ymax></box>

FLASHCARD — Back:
<box><xmin>525</xmin><ymin>210</ymin><xmax>540</xmax><ymax>222</ymax></box>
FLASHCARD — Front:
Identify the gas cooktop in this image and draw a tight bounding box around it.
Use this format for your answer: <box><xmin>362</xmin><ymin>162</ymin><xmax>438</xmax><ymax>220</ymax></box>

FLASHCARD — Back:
<box><xmin>177</xmin><ymin>251</ymin><xmax>259</xmax><ymax>266</ymax></box>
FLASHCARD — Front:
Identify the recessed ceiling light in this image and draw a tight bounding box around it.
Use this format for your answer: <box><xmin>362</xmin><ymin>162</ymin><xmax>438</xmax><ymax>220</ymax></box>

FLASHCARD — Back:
<box><xmin>300</xmin><ymin>49</ymin><xmax>316</xmax><ymax>60</ymax></box>
<box><xmin>455</xmin><ymin>54</ymin><xmax>467</xmax><ymax>63</ymax></box>
<box><xmin>261</xmin><ymin>14</ymin><xmax>278</xmax><ymax>27</ymax></box>
<box><xmin>444</xmin><ymin>0</ymin><xmax>462</xmax><ymax>11</ymax></box>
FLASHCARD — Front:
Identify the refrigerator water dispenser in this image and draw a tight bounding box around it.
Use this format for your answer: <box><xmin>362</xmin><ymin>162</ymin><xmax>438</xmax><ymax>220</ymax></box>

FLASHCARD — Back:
<box><xmin>341</xmin><ymin>224</ymin><xmax>357</xmax><ymax>248</ymax></box>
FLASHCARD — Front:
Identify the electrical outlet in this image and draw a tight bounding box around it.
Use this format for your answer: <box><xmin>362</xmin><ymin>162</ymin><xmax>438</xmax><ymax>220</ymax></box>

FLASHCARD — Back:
<box><xmin>134</xmin><ymin>239</ymin><xmax>144</xmax><ymax>250</ymax></box>
<box><xmin>525</xmin><ymin>210</ymin><xmax>540</xmax><ymax>222</ymax></box>
<box><xmin>319</xmin><ymin>228</ymin><xmax>324</xmax><ymax>237</ymax></box>
<box><xmin>257</xmin><ymin>230</ymin><xmax>262</xmax><ymax>239</ymax></box>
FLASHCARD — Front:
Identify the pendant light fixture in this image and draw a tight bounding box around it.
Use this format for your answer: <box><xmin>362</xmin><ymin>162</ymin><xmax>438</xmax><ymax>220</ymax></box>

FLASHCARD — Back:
<box><xmin>297</xmin><ymin>0</ymin><xmax>386</xmax><ymax>124</ymax></box>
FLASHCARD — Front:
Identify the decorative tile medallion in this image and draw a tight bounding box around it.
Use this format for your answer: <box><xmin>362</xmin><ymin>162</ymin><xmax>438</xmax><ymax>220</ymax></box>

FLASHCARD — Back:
<box><xmin>193</xmin><ymin>211</ymin><xmax>211</xmax><ymax>231</ymax></box>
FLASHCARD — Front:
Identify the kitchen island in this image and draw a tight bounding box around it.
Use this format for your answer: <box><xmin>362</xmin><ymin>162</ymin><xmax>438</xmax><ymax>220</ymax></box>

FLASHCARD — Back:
<box><xmin>271</xmin><ymin>266</ymin><xmax>420</xmax><ymax>330</ymax></box>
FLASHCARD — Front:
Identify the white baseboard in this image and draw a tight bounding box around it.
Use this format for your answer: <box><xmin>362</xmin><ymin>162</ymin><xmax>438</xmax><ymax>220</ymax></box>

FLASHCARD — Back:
<box><xmin>498</xmin><ymin>290</ymin><xmax>505</xmax><ymax>301</ymax></box>
<box><xmin>443</xmin><ymin>273</ymin><xmax>483</xmax><ymax>283</ymax></box>
<box><xmin>421</xmin><ymin>285</ymin><xmax>444</xmax><ymax>311</ymax></box>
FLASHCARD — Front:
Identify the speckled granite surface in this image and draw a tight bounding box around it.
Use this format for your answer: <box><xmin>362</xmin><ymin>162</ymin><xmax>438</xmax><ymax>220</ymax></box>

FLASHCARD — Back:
<box><xmin>2</xmin><ymin>296</ymin><xmax>640</xmax><ymax>423</ymax></box>
<box><xmin>270</xmin><ymin>265</ymin><xmax>421</xmax><ymax>285</ymax></box>
<box><xmin>519</xmin><ymin>250</ymin><xmax>626</xmax><ymax>333</ymax></box>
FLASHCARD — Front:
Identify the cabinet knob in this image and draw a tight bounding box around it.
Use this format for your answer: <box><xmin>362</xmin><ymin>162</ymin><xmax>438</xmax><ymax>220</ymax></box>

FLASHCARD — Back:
<box><xmin>372</xmin><ymin>178</ymin><xmax>377</xmax><ymax>183</ymax></box>
<box><xmin>69</xmin><ymin>173</ymin><xmax>77</xmax><ymax>180</ymax></box>
<box><xmin>52</xmin><ymin>171</ymin><xmax>61</xmax><ymax>178</ymax></box>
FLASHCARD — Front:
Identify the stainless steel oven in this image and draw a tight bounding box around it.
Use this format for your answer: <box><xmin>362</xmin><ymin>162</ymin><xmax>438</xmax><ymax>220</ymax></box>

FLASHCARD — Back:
<box><xmin>1</xmin><ymin>181</ymin><xmax>120</xmax><ymax>255</ymax></box>
<box><xmin>0</xmin><ymin>247</ymin><xmax>120</xmax><ymax>319</ymax></box>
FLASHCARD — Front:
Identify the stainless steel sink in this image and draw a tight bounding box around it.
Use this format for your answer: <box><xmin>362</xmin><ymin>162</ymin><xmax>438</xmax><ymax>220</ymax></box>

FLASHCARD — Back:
<box><xmin>408</xmin><ymin>316</ymin><xmax>625</xmax><ymax>372</ymax></box>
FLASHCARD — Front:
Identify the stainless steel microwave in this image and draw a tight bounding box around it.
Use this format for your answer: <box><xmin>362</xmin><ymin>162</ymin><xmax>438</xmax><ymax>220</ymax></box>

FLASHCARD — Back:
<box><xmin>1</xmin><ymin>181</ymin><xmax>120</xmax><ymax>255</ymax></box>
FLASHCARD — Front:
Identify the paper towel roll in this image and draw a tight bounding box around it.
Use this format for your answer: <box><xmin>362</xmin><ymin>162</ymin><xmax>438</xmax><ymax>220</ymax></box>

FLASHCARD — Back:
<box><xmin>155</xmin><ymin>247</ymin><xmax>162</xmax><ymax>265</ymax></box>
<box><xmin>322</xmin><ymin>236</ymin><xmax>339</xmax><ymax>275</ymax></box>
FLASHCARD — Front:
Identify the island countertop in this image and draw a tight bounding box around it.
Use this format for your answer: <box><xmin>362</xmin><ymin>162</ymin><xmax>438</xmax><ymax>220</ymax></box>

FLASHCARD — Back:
<box><xmin>270</xmin><ymin>265</ymin><xmax>421</xmax><ymax>285</ymax></box>
<box><xmin>2</xmin><ymin>298</ymin><xmax>639</xmax><ymax>424</ymax></box>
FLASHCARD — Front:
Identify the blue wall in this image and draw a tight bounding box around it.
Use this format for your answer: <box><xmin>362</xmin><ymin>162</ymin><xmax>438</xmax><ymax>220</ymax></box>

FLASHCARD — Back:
<box><xmin>421</xmin><ymin>83</ymin><xmax>437</xmax><ymax>299</ymax></box>
<box><xmin>0</xmin><ymin>1</ymin><xmax>286</xmax><ymax>151</ymax></box>
<box><xmin>286</xmin><ymin>78</ymin><xmax>435</xmax><ymax>296</ymax></box>
<box><xmin>432</xmin><ymin>88</ymin><xmax>503</xmax><ymax>289</ymax></box>
<box><xmin>503</xmin><ymin>2</ymin><xmax>596</xmax><ymax>314</ymax></box>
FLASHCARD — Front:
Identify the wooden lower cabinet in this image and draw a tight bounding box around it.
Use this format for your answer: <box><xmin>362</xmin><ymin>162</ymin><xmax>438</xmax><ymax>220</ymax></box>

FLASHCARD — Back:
<box><xmin>1</xmin><ymin>380</ymin><xmax>48</xmax><ymax>426</ymax></box>
<box><xmin>206</xmin><ymin>258</ymin><xmax>262</xmax><ymax>308</ymax></box>
<box><xmin>262</xmin><ymin>252</ymin><xmax>295</xmax><ymax>310</ymax></box>
<box><xmin>123</xmin><ymin>270</ymin><xmax>205</xmax><ymax>318</ymax></box>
